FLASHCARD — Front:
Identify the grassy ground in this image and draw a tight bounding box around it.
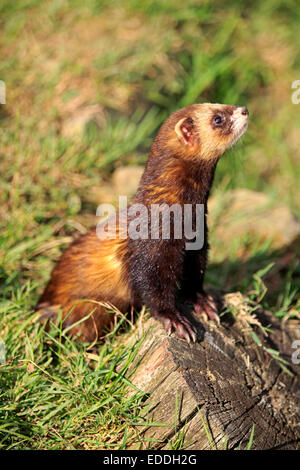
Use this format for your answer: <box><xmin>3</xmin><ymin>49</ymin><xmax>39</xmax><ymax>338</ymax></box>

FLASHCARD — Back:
<box><xmin>0</xmin><ymin>0</ymin><xmax>299</xmax><ymax>449</ymax></box>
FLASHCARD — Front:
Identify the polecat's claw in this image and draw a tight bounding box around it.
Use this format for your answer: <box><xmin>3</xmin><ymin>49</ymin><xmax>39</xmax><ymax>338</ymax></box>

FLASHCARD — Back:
<box><xmin>164</xmin><ymin>318</ymin><xmax>172</xmax><ymax>336</ymax></box>
<box><xmin>37</xmin><ymin>303</ymin><xmax>60</xmax><ymax>323</ymax></box>
<box><xmin>157</xmin><ymin>311</ymin><xmax>197</xmax><ymax>343</ymax></box>
<box><xmin>193</xmin><ymin>292</ymin><xmax>220</xmax><ymax>324</ymax></box>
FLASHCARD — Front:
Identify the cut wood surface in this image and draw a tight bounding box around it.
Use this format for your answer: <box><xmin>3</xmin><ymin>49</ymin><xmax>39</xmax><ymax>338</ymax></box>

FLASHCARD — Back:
<box><xmin>124</xmin><ymin>292</ymin><xmax>300</xmax><ymax>450</ymax></box>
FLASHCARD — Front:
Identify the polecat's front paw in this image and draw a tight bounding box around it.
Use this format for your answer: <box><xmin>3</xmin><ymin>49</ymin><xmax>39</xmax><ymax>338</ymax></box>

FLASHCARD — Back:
<box><xmin>192</xmin><ymin>292</ymin><xmax>220</xmax><ymax>324</ymax></box>
<box><xmin>155</xmin><ymin>310</ymin><xmax>197</xmax><ymax>343</ymax></box>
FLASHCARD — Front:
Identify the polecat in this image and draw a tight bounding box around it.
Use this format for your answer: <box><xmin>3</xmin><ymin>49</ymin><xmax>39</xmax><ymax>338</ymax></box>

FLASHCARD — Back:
<box><xmin>37</xmin><ymin>103</ymin><xmax>248</xmax><ymax>342</ymax></box>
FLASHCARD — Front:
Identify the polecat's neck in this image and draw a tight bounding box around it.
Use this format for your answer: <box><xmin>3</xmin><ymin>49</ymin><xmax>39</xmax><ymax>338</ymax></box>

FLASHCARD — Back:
<box><xmin>175</xmin><ymin>157</ymin><xmax>218</xmax><ymax>205</ymax></box>
<box><xmin>134</xmin><ymin>150</ymin><xmax>218</xmax><ymax>207</ymax></box>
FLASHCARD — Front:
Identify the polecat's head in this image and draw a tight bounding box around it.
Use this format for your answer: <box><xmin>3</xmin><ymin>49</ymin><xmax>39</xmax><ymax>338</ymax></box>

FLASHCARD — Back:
<box><xmin>161</xmin><ymin>103</ymin><xmax>248</xmax><ymax>161</ymax></box>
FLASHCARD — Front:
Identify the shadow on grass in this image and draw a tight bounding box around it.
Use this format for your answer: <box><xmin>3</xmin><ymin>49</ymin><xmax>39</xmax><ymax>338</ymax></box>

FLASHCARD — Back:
<box><xmin>207</xmin><ymin>234</ymin><xmax>300</xmax><ymax>311</ymax></box>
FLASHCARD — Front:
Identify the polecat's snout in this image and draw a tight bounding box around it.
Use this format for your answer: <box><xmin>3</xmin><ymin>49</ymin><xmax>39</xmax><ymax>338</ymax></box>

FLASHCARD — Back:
<box><xmin>240</xmin><ymin>106</ymin><xmax>249</xmax><ymax>116</ymax></box>
<box><xmin>231</xmin><ymin>105</ymin><xmax>249</xmax><ymax>141</ymax></box>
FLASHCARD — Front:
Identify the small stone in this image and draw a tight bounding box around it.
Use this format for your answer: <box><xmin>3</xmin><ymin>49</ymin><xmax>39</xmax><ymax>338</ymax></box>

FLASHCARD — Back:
<box><xmin>112</xmin><ymin>166</ymin><xmax>144</xmax><ymax>198</ymax></box>
<box><xmin>209</xmin><ymin>189</ymin><xmax>300</xmax><ymax>252</ymax></box>
<box><xmin>61</xmin><ymin>104</ymin><xmax>105</xmax><ymax>138</ymax></box>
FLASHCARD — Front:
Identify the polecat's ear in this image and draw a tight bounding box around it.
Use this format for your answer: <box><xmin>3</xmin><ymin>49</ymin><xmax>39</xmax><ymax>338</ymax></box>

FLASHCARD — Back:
<box><xmin>174</xmin><ymin>117</ymin><xmax>198</xmax><ymax>148</ymax></box>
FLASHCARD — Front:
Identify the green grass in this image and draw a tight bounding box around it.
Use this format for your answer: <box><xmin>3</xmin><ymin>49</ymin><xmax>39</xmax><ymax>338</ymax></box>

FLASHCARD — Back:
<box><xmin>0</xmin><ymin>309</ymin><xmax>148</xmax><ymax>449</ymax></box>
<box><xmin>0</xmin><ymin>0</ymin><xmax>300</xmax><ymax>449</ymax></box>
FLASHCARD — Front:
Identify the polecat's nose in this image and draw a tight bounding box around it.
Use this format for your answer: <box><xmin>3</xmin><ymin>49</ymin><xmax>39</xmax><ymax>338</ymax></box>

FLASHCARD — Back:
<box><xmin>241</xmin><ymin>106</ymin><xmax>249</xmax><ymax>116</ymax></box>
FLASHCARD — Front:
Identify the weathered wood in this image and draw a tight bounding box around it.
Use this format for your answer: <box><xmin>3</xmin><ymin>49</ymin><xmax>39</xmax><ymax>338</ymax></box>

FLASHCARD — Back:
<box><xmin>124</xmin><ymin>292</ymin><xmax>300</xmax><ymax>450</ymax></box>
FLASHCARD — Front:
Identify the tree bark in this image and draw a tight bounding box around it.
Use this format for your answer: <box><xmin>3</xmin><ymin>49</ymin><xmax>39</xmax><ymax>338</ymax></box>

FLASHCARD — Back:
<box><xmin>124</xmin><ymin>292</ymin><xmax>300</xmax><ymax>450</ymax></box>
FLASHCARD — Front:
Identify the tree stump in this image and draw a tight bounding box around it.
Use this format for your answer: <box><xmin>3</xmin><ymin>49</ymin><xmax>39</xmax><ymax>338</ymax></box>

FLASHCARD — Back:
<box><xmin>124</xmin><ymin>292</ymin><xmax>300</xmax><ymax>450</ymax></box>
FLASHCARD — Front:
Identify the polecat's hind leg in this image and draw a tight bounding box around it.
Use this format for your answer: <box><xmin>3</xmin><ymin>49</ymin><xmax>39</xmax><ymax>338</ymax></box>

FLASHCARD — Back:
<box><xmin>37</xmin><ymin>302</ymin><xmax>61</xmax><ymax>326</ymax></box>
<box><xmin>37</xmin><ymin>301</ymin><xmax>114</xmax><ymax>342</ymax></box>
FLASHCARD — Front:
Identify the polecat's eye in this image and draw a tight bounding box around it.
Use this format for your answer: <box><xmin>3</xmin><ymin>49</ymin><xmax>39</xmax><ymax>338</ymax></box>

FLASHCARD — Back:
<box><xmin>213</xmin><ymin>115</ymin><xmax>224</xmax><ymax>125</ymax></box>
